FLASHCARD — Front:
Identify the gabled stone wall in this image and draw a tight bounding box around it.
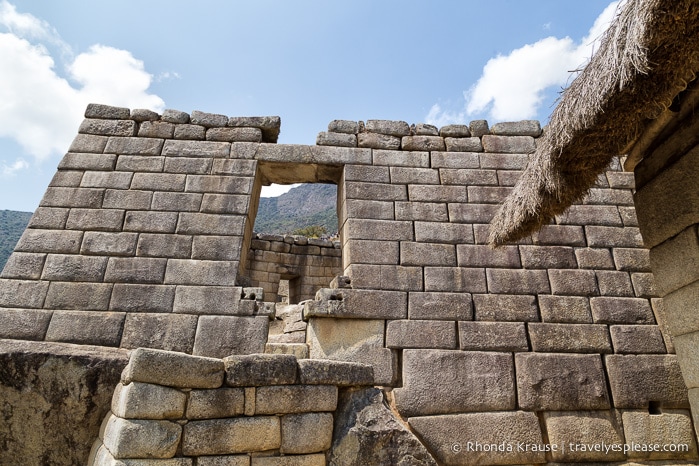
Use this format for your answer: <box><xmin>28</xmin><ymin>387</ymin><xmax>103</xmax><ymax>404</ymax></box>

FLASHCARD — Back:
<box><xmin>0</xmin><ymin>104</ymin><xmax>696</xmax><ymax>465</ymax></box>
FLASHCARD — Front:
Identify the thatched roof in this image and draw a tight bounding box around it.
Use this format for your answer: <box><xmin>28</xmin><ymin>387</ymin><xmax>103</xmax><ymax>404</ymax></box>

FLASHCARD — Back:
<box><xmin>488</xmin><ymin>0</ymin><xmax>699</xmax><ymax>245</ymax></box>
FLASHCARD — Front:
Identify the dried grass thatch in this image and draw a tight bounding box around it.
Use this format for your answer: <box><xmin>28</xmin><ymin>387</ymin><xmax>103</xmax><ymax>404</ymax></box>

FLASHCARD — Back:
<box><xmin>488</xmin><ymin>0</ymin><xmax>699</xmax><ymax>245</ymax></box>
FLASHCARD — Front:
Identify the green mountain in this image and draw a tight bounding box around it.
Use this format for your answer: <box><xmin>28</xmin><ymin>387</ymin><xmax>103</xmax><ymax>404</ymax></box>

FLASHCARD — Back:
<box><xmin>254</xmin><ymin>183</ymin><xmax>338</xmax><ymax>235</ymax></box>
<box><xmin>0</xmin><ymin>210</ymin><xmax>32</xmax><ymax>272</ymax></box>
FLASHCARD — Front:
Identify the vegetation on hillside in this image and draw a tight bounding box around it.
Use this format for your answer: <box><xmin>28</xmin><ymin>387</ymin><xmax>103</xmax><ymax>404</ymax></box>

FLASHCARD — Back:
<box><xmin>0</xmin><ymin>210</ymin><xmax>32</xmax><ymax>271</ymax></box>
<box><xmin>254</xmin><ymin>183</ymin><xmax>337</xmax><ymax>236</ymax></box>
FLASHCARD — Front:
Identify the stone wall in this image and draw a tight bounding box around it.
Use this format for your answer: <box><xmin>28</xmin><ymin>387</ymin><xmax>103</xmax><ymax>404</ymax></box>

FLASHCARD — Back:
<box><xmin>247</xmin><ymin>233</ymin><xmax>342</xmax><ymax>303</ymax></box>
<box><xmin>0</xmin><ymin>104</ymin><xmax>696</xmax><ymax>464</ymax></box>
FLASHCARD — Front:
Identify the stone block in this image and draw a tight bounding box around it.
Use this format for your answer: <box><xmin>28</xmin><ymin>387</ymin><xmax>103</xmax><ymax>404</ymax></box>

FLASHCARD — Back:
<box><xmin>466</xmin><ymin>186</ymin><xmax>512</xmax><ymax>204</ymax></box>
<box><xmin>111</xmin><ymin>381</ymin><xmax>186</xmax><ymax>419</ymax></box>
<box><xmin>65</xmin><ymin>208</ymin><xmax>124</xmax><ymax>231</ymax></box>
<box><xmin>343</xmin><ymin>218</ymin><xmax>413</xmax><ymax>241</ymax></box>
<box><xmin>343</xmin><ymin>239</ymin><xmax>398</xmax><ymax>265</ymax></box>
<box><xmin>491</xmin><ymin>120</ymin><xmax>541</xmax><ymax>136</ymax></box>
<box><xmin>458</xmin><ymin>321</ymin><xmax>528</xmax><ymax>351</ymax></box>
<box><xmin>174</xmin><ymin>124</ymin><xmax>206</xmax><ymax>140</ymax></box>
<box><xmin>371</xmin><ymin>149</ymin><xmax>429</xmax><ymax>168</ymax></box>
<box><xmin>469</xmin><ymin>119</ymin><xmax>489</xmax><ymax>137</ymax></box>
<box><xmin>620</xmin><ymin>205</ymin><xmax>639</xmax><ymax>226</ymax></box>
<box><xmin>439</xmin><ymin>168</ymin><xmax>497</xmax><ymax>185</ymax></box>
<box><xmin>385</xmin><ymin>320</ymin><xmax>457</xmax><ymax>349</ymax></box>
<box><xmin>45</xmin><ymin>282</ymin><xmax>112</xmax><ymax>310</ymax></box>
<box><xmin>161</xmin><ymin>108</ymin><xmax>190</xmax><ymax>123</ymax></box>
<box><xmin>575</xmin><ymin>247</ymin><xmax>615</xmax><ymax>269</ymax></box>
<box><xmin>251</xmin><ymin>455</ymin><xmax>324</xmax><ymax>466</ymax></box>
<box><xmin>109</xmin><ymin>284</ymin><xmax>175</xmax><ymax>313</ymax></box>
<box><xmin>531</xmin><ymin>224</ymin><xmax>586</xmax><ymax>246</ymax></box>
<box><xmin>430</xmin><ymin>151</ymin><xmax>479</xmax><ymax>168</ymax></box>
<box><xmin>447</xmin><ymin>203</ymin><xmax>498</xmax><ymax>223</ymax></box>
<box><xmin>296</xmin><ymin>359</ymin><xmax>373</xmax><ymax>386</ymax></box>
<box><xmin>586</xmin><ymin>225</ymin><xmax>644</xmax><ymax>248</ymax></box>
<box><xmin>131</xmin><ymin>173</ymin><xmax>186</xmax><ymax>192</ymax></box>
<box><xmin>120</xmin><ymin>313</ymin><xmax>197</xmax><ymax>353</ymax></box>
<box><xmin>79</xmin><ymin>118</ymin><xmax>136</xmax><ymax>136</ymax></box>
<box><xmin>115</xmin><ymin>154</ymin><xmax>165</xmax><ymax>172</ymax></box>
<box><xmin>151</xmin><ymin>192</ymin><xmax>203</xmax><ymax>212</ymax></box>
<box><xmin>557</xmin><ymin>205</ymin><xmax>623</xmax><ymax>226</ymax></box>
<box><xmin>281</xmin><ymin>412</ymin><xmax>333</xmax><ymax>454</ymax></box>
<box><xmin>342</xmin><ymin>164</ymin><xmax>389</xmax><ymax>183</ymax></box>
<box><xmin>68</xmin><ymin>134</ymin><xmax>109</xmax><ymax>154</ymax></box>
<box><xmin>185</xmin><ymin>175</ymin><xmax>253</xmax><ymax>195</ymax></box>
<box><xmin>590</xmin><ymin>297</ymin><xmax>655</xmax><ymax>324</ymax></box>
<box><xmin>164</xmin><ymin>259</ymin><xmax>236</xmax><ymax>286</ymax></box>
<box><xmin>192</xmin><ymin>315</ymin><xmax>268</xmax><ymax>358</ymax></box>
<box><xmin>27</xmin><ymin>207</ymin><xmax>69</xmax><ymax>229</ymax></box>
<box><xmin>48</xmin><ymin>170</ymin><xmax>83</xmax><ymax>188</ymax></box>
<box><xmin>208</xmin><ymin>127</ymin><xmax>262</xmax><ymax>142</ymax></box>
<box><xmin>408</xmin><ymin>185</ymin><xmax>466</xmax><ymax>203</ymax></box>
<box><xmin>176</xmin><ymin>213</ymin><xmax>245</xmax><ymax>235</ymax></box>
<box><xmin>102</xmin><ymin>414</ymin><xmax>181</xmax><ymax>459</ymax></box>
<box><xmin>329</xmin><ymin>119</ymin><xmax>358</xmax><ymax>134</ymax></box>
<box><xmin>409</xmin><ymin>411</ymin><xmax>543</xmax><ymax>466</ymax></box>
<box><xmin>584</xmin><ymin>187</ymin><xmax>634</xmax><ymax>205</ymax></box>
<box><xmin>596</xmin><ymin>270</ymin><xmax>634</xmax><ymax>296</ymax></box>
<box><xmin>192</xmin><ymin>235</ymin><xmax>242</xmax><ymax>261</ymax></box>
<box><xmin>255</xmin><ymin>384</ymin><xmax>337</xmax><ymax>415</ymax></box>
<box><xmin>515</xmin><ymin>353</ymin><xmax>610</xmax><ymax>410</ymax></box>
<box><xmin>164</xmin><ymin>156</ymin><xmax>212</xmax><ymax>174</ymax></box>
<box><xmin>473</xmin><ymin>294</ymin><xmax>538</xmax><ymax>321</ymax></box>
<box><xmin>85</xmin><ymin>103</ymin><xmax>129</xmax><ymax>119</ymax></box>
<box><xmin>59</xmin><ymin>152</ymin><xmax>114</xmax><ymax>170</ymax></box>
<box><xmin>80</xmin><ymin>171</ymin><xmax>133</xmax><ymax>189</ymax></box>
<box><xmin>224</xmin><ymin>354</ymin><xmax>297</xmax><ymax>386</ymax></box>
<box><xmin>0</xmin><ymin>308</ymin><xmax>52</xmax><ymax>340</ymax></box>
<box><xmin>548</xmin><ymin>269</ymin><xmax>599</xmax><ymax>296</ymax></box>
<box><xmin>122</xmin><ymin>347</ymin><xmax>224</xmax><ymax>389</ymax></box>
<box><xmin>104</xmin><ymin>257</ymin><xmax>167</xmax><ymax>283</ymax></box>
<box><xmin>191</xmin><ymin>110</ymin><xmax>228</xmax><ymax>127</ymax></box>
<box><xmin>317</xmin><ymin>131</ymin><xmax>356</xmax><ymax>147</ymax></box>
<box><xmin>104</xmin><ymin>136</ymin><xmax>164</xmax><ymax>156</ymax></box>
<box><xmin>519</xmin><ymin>245</ymin><xmax>577</xmax><ymax>269</ymax></box>
<box><xmin>390</xmin><ymin>167</ymin><xmax>440</xmax><ymax>185</ymax></box>
<box><xmin>186</xmin><ymin>388</ymin><xmax>245</xmax><ymax>419</ymax></box>
<box><xmin>486</xmin><ymin>268</ymin><xmax>550</xmax><ymax>294</ymax></box>
<box><xmin>610</xmin><ymin>325</ymin><xmax>667</xmax><ymax>353</ymax></box>
<box><xmin>496</xmin><ymin>169</ymin><xmax>522</xmax><ymax>186</ymax></box>
<box><xmin>408</xmin><ymin>291</ymin><xmax>473</xmax><ymax>320</ymax></box>
<box><xmin>201</xmin><ymin>193</ymin><xmax>249</xmax><ymax>214</ymax></box>
<box><xmin>664</xmin><ymin>280</ymin><xmax>699</xmax><ymax>336</ymax></box>
<box><xmin>444</xmin><ymin>137</ymin><xmax>483</xmax><ymax>152</ymax></box>
<box><xmin>81</xmin><ymin>232</ymin><xmax>138</xmax><ymax>256</ymax></box>
<box><xmin>1</xmin><ymin>252</ymin><xmax>46</xmax><ymax>279</ymax></box>
<box><xmin>307</xmin><ymin>317</ymin><xmax>396</xmax><ymax>385</ymax></box>
<box><xmin>344</xmin><ymin>181</ymin><xmax>406</xmax><ymax>201</ymax></box>
<box><xmin>212</xmin><ymin>158</ymin><xmax>257</xmax><ymax>177</ymax></box>
<box><xmin>414</xmin><ymin>221</ymin><xmax>474</xmax><ymax>244</ymax></box>
<box><xmin>456</xmin><ymin>244</ymin><xmax>520</xmax><ymax>268</ymax></box>
<box><xmin>622</xmin><ymin>410</ymin><xmax>698</xmax><ymax>460</ymax></box>
<box><xmin>649</xmin><ymin>225</ymin><xmax>699</xmax><ymax>295</ymax></box>
<box><xmin>196</xmin><ymin>456</ymin><xmax>248</xmax><ymax>466</ymax></box>
<box><xmin>401</xmin><ymin>242</ymin><xmax>455</xmax><ymax>266</ymax></box>
<box><xmin>424</xmin><ymin>267</ymin><xmax>487</xmax><ymax>293</ymax></box>
<box><xmin>673</xmin><ymin>331</ymin><xmax>699</xmax><ymax>388</ymax></box>
<box><xmin>42</xmin><ymin>254</ymin><xmax>108</xmax><ymax>281</ymax></box>
<box><xmin>265</xmin><ymin>343</ymin><xmax>309</xmax><ymax>359</ymax></box>
<box><xmin>605</xmin><ymin>354</ymin><xmax>688</xmax><ymax>408</ymax></box>
<box><xmin>631</xmin><ymin>272</ymin><xmax>657</xmax><ymax>297</ymax></box>
<box><xmin>130</xmin><ymin>108</ymin><xmax>159</xmax><ymax>121</ymax></box>
<box><xmin>365</xmin><ymin>119</ymin><xmax>410</xmax><ymax>136</ymax></box>
<box><xmin>395</xmin><ymin>201</ymin><xmax>448</xmax><ymax>222</ymax></box>
<box><xmin>124</xmin><ymin>211</ymin><xmax>178</xmax><ymax>233</ymax></box>
<box><xmin>45</xmin><ymin>310</ymin><xmax>125</xmax><ymax>347</ymax></box>
<box><xmin>182</xmin><ymin>417</ymin><xmax>280</xmax><ymax>456</ymax></box>
<box><xmin>103</xmin><ymin>189</ymin><xmax>152</xmax><ymax>210</ymax></box>
<box><xmin>136</xmin><ymin>233</ymin><xmax>192</xmax><ymax>258</ymax></box>
<box><xmin>342</xmin><ymin>199</ymin><xmax>394</xmax><ymax>220</ymax></box>
<box><xmin>394</xmin><ymin>349</ymin><xmax>514</xmax><ymax>417</ymax></box>
<box><xmin>482</xmin><ymin>135</ymin><xmax>535</xmax><ymax>153</ymax></box>
<box><xmin>304</xmin><ymin>288</ymin><xmax>407</xmax><ymax>320</ymax></box>
<box><xmin>544</xmin><ymin>411</ymin><xmax>625</xmax><ymax>462</ymax></box>
<box><xmin>173</xmin><ymin>286</ymin><xmax>242</xmax><ymax>315</ymax></box>
<box><xmin>539</xmin><ymin>295</ymin><xmax>593</xmax><ymax>323</ymax></box>
<box><xmin>401</xmin><ymin>135</ymin><xmax>445</xmax><ymax>151</ymax></box>
<box><xmin>138</xmin><ymin>120</ymin><xmax>175</xmax><ymax>138</ymax></box>
<box><xmin>0</xmin><ymin>279</ymin><xmax>49</xmax><ymax>308</ymax></box>
<box><xmin>16</xmin><ymin>229</ymin><xmax>83</xmax><ymax>254</ymax></box>
<box><xmin>528</xmin><ymin>323</ymin><xmax>612</xmax><ymax>353</ymax></box>
<box><xmin>228</xmin><ymin>116</ymin><xmax>281</xmax><ymax>142</ymax></box>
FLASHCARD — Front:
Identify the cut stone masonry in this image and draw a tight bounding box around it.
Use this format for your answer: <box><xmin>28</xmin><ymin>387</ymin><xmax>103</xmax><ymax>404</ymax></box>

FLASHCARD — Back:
<box><xmin>0</xmin><ymin>103</ymin><xmax>696</xmax><ymax>465</ymax></box>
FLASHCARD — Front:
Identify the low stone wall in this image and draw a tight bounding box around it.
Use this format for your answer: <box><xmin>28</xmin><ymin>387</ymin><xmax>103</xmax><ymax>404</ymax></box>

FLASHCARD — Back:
<box><xmin>247</xmin><ymin>233</ymin><xmax>342</xmax><ymax>303</ymax></box>
<box><xmin>89</xmin><ymin>348</ymin><xmax>378</xmax><ymax>465</ymax></box>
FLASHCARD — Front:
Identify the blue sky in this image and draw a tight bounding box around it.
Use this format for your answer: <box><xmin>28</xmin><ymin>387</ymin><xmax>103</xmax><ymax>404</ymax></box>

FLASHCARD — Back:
<box><xmin>0</xmin><ymin>0</ymin><xmax>618</xmax><ymax>212</ymax></box>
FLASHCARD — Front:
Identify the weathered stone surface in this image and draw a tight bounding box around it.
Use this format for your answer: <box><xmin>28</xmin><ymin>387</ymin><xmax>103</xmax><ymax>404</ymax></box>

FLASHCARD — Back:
<box><xmin>482</xmin><ymin>135</ymin><xmax>535</xmax><ymax>153</ymax></box>
<box><xmin>0</xmin><ymin>308</ymin><xmax>52</xmax><ymax>340</ymax></box>
<box><xmin>297</xmin><ymin>359</ymin><xmax>374</xmax><ymax>386</ymax></box>
<box><xmin>439</xmin><ymin>124</ymin><xmax>471</xmax><ymax>138</ymax></box>
<box><xmin>473</xmin><ymin>294</ymin><xmax>538</xmax><ymax>321</ymax></box>
<box><xmin>15</xmin><ymin>228</ymin><xmax>83</xmax><ymax>254</ymax></box>
<box><xmin>44</xmin><ymin>282</ymin><xmax>112</xmax><ymax>310</ymax></box>
<box><xmin>42</xmin><ymin>254</ymin><xmax>108</xmax><ymax>281</ymax></box>
<box><xmin>649</xmin><ymin>225</ymin><xmax>699</xmax><ymax>295</ymax></box>
<box><xmin>528</xmin><ymin>323</ymin><xmax>612</xmax><ymax>353</ymax></box>
<box><xmin>120</xmin><ymin>313</ymin><xmax>197</xmax><ymax>353</ymax></box>
<box><xmin>111</xmin><ymin>381</ymin><xmax>187</xmax><ymax>419</ymax></box>
<box><xmin>0</xmin><ymin>340</ymin><xmax>128</xmax><ymax>466</ymax></box>
<box><xmin>424</xmin><ymin>267</ymin><xmax>486</xmax><ymax>293</ymax></box>
<box><xmin>104</xmin><ymin>257</ymin><xmax>167</xmax><ymax>284</ymax></box>
<box><xmin>365</xmin><ymin>120</ymin><xmax>410</xmax><ymax>136</ymax></box>
<box><xmin>672</xmin><ymin>331</ymin><xmax>699</xmax><ymax>388</ymax></box>
<box><xmin>1</xmin><ymin>252</ymin><xmax>46</xmax><ymax>279</ymax></box>
<box><xmin>252</xmin><ymin>455</ymin><xmax>325</xmax><ymax>466</ymax></box>
<box><xmin>122</xmin><ymin>347</ymin><xmax>224</xmax><ymax>389</ymax></box>
<box><xmin>186</xmin><ymin>388</ymin><xmax>245</xmax><ymax>419</ymax></box>
<box><xmin>224</xmin><ymin>354</ymin><xmax>297</xmax><ymax>386</ymax></box>
<box><xmin>408</xmin><ymin>411</ymin><xmax>544</xmax><ymax>466</ymax></box>
<box><xmin>576</xmin><ymin>247</ymin><xmax>615</xmax><ymax>269</ymax></box>
<box><xmin>548</xmin><ymin>268</ymin><xmax>599</xmax><ymax>296</ymax></box>
<box><xmin>486</xmin><ymin>268</ymin><xmax>550</xmax><ymax>294</ymax></box>
<box><xmin>196</xmin><ymin>455</ymin><xmax>248</xmax><ymax>466</ymax></box>
<box><xmin>394</xmin><ymin>349</ymin><xmax>514</xmax><ymax>417</ymax></box>
<box><xmin>329</xmin><ymin>387</ymin><xmax>437</xmax><ymax>466</ymax></box>
<box><xmin>164</xmin><ymin>259</ymin><xmax>237</xmax><ymax>286</ymax></box>
<box><xmin>182</xmin><ymin>416</ymin><xmax>280</xmax><ymax>456</ymax></box>
<box><xmin>45</xmin><ymin>310</ymin><xmax>125</xmax><ymax>346</ymax></box>
<box><xmin>490</xmin><ymin>120</ymin><xmax>541</xmax><ymax>136</ymax></box>
<box><xmin>605</xmin><ymin>354</ymin><xmax>689</xmax><ymax>408</ymax></box>
<box><xmin>539</xmin><ymin>295</ymin><xmax>593</xmax><ymax>323</ymax></box>
<box><xmin>307</xmin><ymin>317</ymin><xmax>396</xmax><ymax>386</ymax></box>
<box><xmin>228</xmin><ymin>116</ymin><xmax>281</xmax><ymax>142</ymax></box>
<box><xmin>457</xmin><ymin>244</ymin><xmax>520</xmax><ymax>267</ymax></box>
<box><xmin>515</xmin><ymin>353</ymin><xmax>610</xmax><ymax>410</ymax></box>
<box><xmin>622</xmin><ymin>410</ymin><xmax>698</xmax><ymax>460</ymax></box>
<box><xmin>401</xmin><ymin>135</ymin><xmax>445</xmax><ymax>151</ymax></box>
<box><xmin>173</xmin><ymin>286</ymin><xmax>242</xmax><ymax>315</ymax></box>
<box><xmin>590</xmin><ymin>297</ymin><xmax>655</xmax><ymax>324</ymax></box>
<box><xmin>430</xmin><ymin>151</ymin><xmax>480</xmax><ymax>168</ymax></box>
<box><xmin>458</xmin><ymin>321</ymin><xmax>528</xmax><ymax>351</ymax></box>
<box><xmin>255</xmin><ymin>384</ymin><xmax>338</xmax><ymax>414</ymax></box>
<box><xmin>281</xmin><ymin>412</ymin><xmax>334</xmax><ymax>454</ymax></box>
<box><xmin>305</xmin><ymin>288</ymin><xmax>406</xmax><ymax>320</ymax></box>
<box><xmin>191</xmin><ymin>110</ymin><xmax>229</xmax><ymax>128</ymax></box>
<box><xmin>408</xmin><ymin>291</ymin><xmax>472</xmax><ymax>320</ymax></box>
<box><xmin>329</xmin><ymin>120</ymin><xmax>358</xmax><ymax>134</ymax></box>
<box><xmin>317</xmin><ymin>131</ymin><xmax>356</xmax><ymax>147</ymax></box>
<box><xmin>610</xmin><ymin>325</ymin><xmax>667</xmax><ymax>353</ymax></box>
<box><xmin>544</xmin><ymin>411</ymin><xmax>625</xmax><ymax>462</ymax></box>
<box><xmin>386</xmin><ymin>319</ymin><xmax>457</xmax><ymax>349</ymax></box>
<box><xmin>192</xmin><ymin>315</ymin><xmax>268</xmax><ymax>358</ymax></box>
<box><xmin>0</xmin><ymin>278</ymin><xmax>49</xmax><ymax>308</ymax></box>
<box><xmin>81</xmin><ymin>231</ymin><xmax>138</xmax><ymax>256</ymax></box>
<box><xmin>161</xmin><ymin>109</ymin><xmax>190</xmax><ymax>123</ymax></box>
<box><xmin>664</xmin><ymin>280</ymin><xmax>699</xmax><ymax>336</ymax></box>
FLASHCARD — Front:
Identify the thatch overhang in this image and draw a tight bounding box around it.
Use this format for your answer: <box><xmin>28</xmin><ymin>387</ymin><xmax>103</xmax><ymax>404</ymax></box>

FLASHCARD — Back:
<box><xmin>488</xmin><ymin>0</ymin><xmax>699</xmax><ymax>245</ymax></box>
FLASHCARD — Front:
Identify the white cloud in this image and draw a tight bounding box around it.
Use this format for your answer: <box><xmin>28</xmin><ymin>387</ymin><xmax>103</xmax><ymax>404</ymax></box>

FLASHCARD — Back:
<box><xmin>0</xmin><ymin>2</ymin><xmax>164</xmax><ymax>162</ymax></box>
<box><xmin>427</xmin><ymin>1</ymin><xmax>622</xmax><ymax>125</ymax></box>
<box><xmin>261</xmin><ymin>184</ymin><xmax>300</xmax><ymax>198</ymax></box>
<box><xmin>1</xmin><ymin>158</ymin><xmax>29</xmax><ymax>176</ymax></box>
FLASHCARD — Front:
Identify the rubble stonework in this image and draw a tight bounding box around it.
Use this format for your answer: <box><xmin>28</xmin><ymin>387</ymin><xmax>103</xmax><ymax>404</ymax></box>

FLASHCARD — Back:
<box><xmin>0</xmin><ymin>104</ymin><xmax>696</xmax><ymax>465</ymax></box>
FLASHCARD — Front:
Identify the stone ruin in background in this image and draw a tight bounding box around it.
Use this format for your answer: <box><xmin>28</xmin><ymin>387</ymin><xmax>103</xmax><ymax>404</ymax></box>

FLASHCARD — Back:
<box><xmin>0</xmin><ymin>103</ymin><xmax>695</xmax><ymax>465</ymax></box>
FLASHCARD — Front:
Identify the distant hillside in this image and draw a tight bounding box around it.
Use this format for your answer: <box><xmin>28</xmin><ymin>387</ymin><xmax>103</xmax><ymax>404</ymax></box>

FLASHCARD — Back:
<box><xmin>254</xmin><ymin>183</ymin><xmax>337</xmax><ymax>235</ymax></box>
<box><xmin>0</xmin><ymin>210</ymin><xmax>32</xmax><ymax>271</ymax></box>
